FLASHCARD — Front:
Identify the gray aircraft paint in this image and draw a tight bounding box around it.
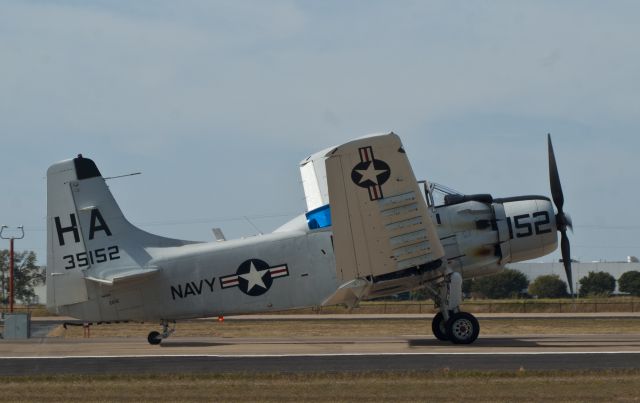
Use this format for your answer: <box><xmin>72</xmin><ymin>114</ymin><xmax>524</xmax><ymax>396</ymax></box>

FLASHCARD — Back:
<box><xmin>46</xmin><ymin>133</ymin><xmax>567</xmax><ymax>337</ymax></box>
<box><xmin>47</xmin><ymin>156</ymin><xmax>339</xmax><ymax>322</ymax></box>
<box><xmin>64</xmin><ymin>229</ymin><xmax>338</xmax><ymax>322</ymax></box>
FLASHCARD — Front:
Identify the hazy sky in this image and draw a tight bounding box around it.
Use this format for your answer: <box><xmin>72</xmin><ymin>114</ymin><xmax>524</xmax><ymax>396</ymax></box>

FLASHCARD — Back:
<box><xmin>1</xmin><ymin>1</ymin><xmax>639</xmax><ymax>265</ymax></box>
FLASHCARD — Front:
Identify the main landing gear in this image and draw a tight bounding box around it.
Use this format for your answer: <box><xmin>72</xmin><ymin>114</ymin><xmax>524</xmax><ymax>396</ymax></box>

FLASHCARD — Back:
<box><xmin>147</xmin><ymin>320</ymin><xmax>175</xmax><ymax>345</ymax></box>
<box><xmin>429</xmin><ymin>271</ymin><xmax>480</xmax><ymax>344</ymax></box>
<box><xmin>431</xmin><ymin>310</ymin><xmax>479</xmax><ymax>344</ymax></box>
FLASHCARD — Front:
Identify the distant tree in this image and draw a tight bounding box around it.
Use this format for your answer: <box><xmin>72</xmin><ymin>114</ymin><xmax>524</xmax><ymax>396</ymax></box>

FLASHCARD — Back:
<box><xmin>578</xmin><ymin>271</ymin><xmax>616</xmax><ymax>297</ymax></box>
<box><xmin>0</xmin><ymin>250</ymin><xmax>44</xmax><ymax>305</ymax></box>
<box><xmin>618</xmin><ymin>271</ymin><xmax>640</xmax><ymax>296</ymax></box>
<box><xmin>528</xmin><ymin>274</ymin><xmax>568</xmax><ymax>298</ymax></box>
<box><xmin>472</xmin><ymin>269</ymin><xmax>529</xmax><ymax>299</ymax></box>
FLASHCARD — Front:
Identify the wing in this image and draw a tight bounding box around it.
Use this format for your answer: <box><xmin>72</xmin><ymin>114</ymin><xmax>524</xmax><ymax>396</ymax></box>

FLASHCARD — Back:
<box><xmin>302</xmin><ymin>132</ymin><xmax>445</xmax><ymax>284</ymax></box>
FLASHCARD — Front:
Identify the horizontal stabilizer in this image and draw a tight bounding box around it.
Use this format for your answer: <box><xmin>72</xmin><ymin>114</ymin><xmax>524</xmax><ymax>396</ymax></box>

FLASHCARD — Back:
<box><xmin>212</xmin><ymin>227</ymin><xmax>226</xmax><ymax>242</ymax></box>
<box><xmin>85</xmin><ymin>266</ymin><xmax>159</xmax><ymax>286</ymax></box>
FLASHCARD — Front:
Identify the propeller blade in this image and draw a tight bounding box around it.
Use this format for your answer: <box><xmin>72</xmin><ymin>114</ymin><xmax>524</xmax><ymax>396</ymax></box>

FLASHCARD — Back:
<box><xmin>548</xmin><ymin>133</ymin><xmax>564</xmax><ymax>213</ymax></box>
<box><xmin>561</xmin><ymin>230</ymin><xmax>573</xmax><ymax>296</ymax></box>
<box><xmin>549</xmin><ymin>134</ymin><xmax>573</xmax><ymax>295</ymax></box>
<box><xmin>565</xmin><ymin>212</ymin><xmax>573</xmax><ymax>233</ymax></box>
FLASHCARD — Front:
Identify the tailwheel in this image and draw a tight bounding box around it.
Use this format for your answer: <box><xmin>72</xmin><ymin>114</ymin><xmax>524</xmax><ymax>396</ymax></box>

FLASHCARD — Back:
<box><xmin>431</xmin><ymin>312</ymin><xmax>449</xmax><ymax>341</ymax></box>
<box><xmin>446</xmin><ymin>312</ymin><xmax>480</xmax><ymax>344</ymax></box>
<box><xmin>147</xmin><ymin>331</ymin><xmax>162</xmax><ymax>345</ymax></box>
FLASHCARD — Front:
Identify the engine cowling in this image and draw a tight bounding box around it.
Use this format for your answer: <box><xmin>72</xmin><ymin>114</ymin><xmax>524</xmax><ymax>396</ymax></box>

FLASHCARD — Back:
<box><xmin>430</xmin><ymin>193</ymin><xmax>558</xmax><ymax>278</ymax></box>
<box><xmin>494</xmin><ymin>196</ymin><xmax>558</xmax><ymax>263</ymax></box>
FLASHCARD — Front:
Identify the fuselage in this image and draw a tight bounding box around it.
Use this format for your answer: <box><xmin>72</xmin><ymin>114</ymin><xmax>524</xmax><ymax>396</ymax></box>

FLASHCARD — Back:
<box><xmin>58</xmin><ymin>228</ymin><xmax>339</xmax><ymax>322</ymax></box>
<box><xmin>56</xmin><ymin>192</ymin><xmax>559</xmax><ymax>322</ymax></box>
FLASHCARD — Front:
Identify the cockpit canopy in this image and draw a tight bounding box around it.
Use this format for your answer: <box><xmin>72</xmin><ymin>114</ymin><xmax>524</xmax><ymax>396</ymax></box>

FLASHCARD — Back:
<box><xmin>419</xmin><ymin>181</ymin><xmax>493</xmax><ymax>207</ymax></box>
<box><xmin>419</xmin><ymin>181</ymin><xmax>461</xmax><ymax>207</ymax></box>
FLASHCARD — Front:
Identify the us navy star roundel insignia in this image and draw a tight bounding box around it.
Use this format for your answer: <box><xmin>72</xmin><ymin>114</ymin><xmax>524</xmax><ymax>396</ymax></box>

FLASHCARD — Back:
<box><xmin>350</xmin><ymin>146</ymin><xmax>391</xmax><ymax>201</ymax></box>
<box><xmin>220</xmin><ymin>259</ymin><xmax>289</xmax><ymax>296</ymax></box>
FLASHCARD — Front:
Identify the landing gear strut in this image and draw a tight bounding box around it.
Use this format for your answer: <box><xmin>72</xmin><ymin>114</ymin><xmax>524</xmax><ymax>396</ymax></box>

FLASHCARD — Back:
<box><xmin>147</xmin><ymin>320</ymin><xmax>175</xmax><ymax>345</ymax></box>
<box><xmin>429</xmin><ymin>271</ymin><xmax>480</xmax><ymax>344</ymax></box>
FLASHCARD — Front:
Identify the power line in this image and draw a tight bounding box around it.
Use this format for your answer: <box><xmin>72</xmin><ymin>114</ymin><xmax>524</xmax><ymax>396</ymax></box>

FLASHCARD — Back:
<box><xmin>138</xmin><ymin>212</ymin><xmax>298</xmax><ymax>227</ymax></box>
<box><xmin>575</xmin><ymin>225</ymin><xmax>640</xmax><ymax>230</ymax></box>
<box><xmin>11</xmin><ymin>212</ymin><xmax>301</xmax><ymax>231</ymax></box>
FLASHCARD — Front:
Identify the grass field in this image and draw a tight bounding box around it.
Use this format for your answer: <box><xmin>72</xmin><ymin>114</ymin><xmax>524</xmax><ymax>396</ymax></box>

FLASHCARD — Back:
<box><xmin>2</xmin><ymin>370</ymin><xmax>640</xmax><ymax>402</ymax></box>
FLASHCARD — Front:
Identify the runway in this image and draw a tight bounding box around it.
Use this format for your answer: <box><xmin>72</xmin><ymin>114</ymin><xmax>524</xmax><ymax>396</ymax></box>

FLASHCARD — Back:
<box><xmin>1</xmin><ymin>334</ymin><xmax>639</xmax><ymax>375</ymax></box>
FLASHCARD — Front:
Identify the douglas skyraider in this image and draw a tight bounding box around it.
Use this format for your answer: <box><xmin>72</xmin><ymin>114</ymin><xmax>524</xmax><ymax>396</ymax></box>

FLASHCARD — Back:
<box><xmin>46</xmin><ymin>133</ymin><xmax>572</xmax><ymax>344</ymax></box>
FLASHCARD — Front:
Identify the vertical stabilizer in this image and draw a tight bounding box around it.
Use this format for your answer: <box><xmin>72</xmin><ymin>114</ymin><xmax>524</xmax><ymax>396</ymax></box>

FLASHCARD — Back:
<box><xmin>46</xmin><ymin>155</ymin><xmax>193</xmax><ymax>312</ymax></box>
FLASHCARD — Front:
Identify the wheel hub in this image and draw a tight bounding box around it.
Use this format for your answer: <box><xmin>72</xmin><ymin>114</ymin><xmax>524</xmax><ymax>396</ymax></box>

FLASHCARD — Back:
<box><xmin>452</xmin><ymin>318</ymin><xmax>473</xmax><ymax>339</ymax></box>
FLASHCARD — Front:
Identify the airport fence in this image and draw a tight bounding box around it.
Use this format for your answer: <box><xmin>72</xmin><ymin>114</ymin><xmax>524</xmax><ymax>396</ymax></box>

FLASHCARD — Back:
<box><xmin>308</xmin><ymin>299</ymin><xmax>640</xmax><ymax>314</ymax></box>
<box><xmin>3</xmin><ymin>299</ymin><xmax>640</xmax><ymax>317</ymax></box>
<box><xmin>0</xmin><ymin>305</ymin><xmax>49</xmax><ymax>317</ymax></box>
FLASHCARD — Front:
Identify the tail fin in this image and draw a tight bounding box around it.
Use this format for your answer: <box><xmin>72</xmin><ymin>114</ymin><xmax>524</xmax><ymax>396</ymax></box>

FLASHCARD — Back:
<box><xmin>302</xmin><ymin>133</ymin><xmax>445</xmax><ymax>283</ymax></box>
<box><xmin>46</xmin><ymin>155</ymin><xmax>193</xmax><ymax>311</ymax></box>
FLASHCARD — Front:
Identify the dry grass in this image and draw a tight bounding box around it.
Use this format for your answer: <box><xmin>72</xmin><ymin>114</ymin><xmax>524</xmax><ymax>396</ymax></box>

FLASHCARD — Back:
<box><xmin>2</xmin><ymin>370</ymin><xmax>640</xmax><ymax>402</ymax></box>
<box><xmin>2</xmin><ymin>305</ymin><xmax>50</xmax><ymax>317</ymax></box>
<box><xmin>479</xmin><ymin>317</ymin><xmax>640</xmax><ymax>335</ymax></box>
<box><xmin>8</xmin><ymin>297</ymin><xmax>640</xmax><ymax>318</ymax></box>
<box><xmin>58</xmin><ymin>317</ymin><xmax>640</xmax><ymax>339</ymax></box>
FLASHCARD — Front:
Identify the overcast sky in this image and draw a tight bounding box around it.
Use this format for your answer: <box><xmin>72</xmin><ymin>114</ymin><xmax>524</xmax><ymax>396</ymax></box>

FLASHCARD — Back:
<box><xmin>1</xmin><ymin>0</ymin><xmax>639</xmax><ymax>265</ymax></box>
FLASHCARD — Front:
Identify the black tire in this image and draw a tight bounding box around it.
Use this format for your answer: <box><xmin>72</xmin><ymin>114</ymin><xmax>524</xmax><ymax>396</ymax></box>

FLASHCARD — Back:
<box><xmin>446</xmin><ymin>312</ymin><xmax>480</xmax><ymax>344</ymax></box>
<box><xmin>147</xmin><ymin>331</ymin><xmax>162</xmax><ymax>345</ymax></box>
<box><xmin>431</xmin><ymin>312</ymin><xmax>449</xmax><ymax>341</ymax></box>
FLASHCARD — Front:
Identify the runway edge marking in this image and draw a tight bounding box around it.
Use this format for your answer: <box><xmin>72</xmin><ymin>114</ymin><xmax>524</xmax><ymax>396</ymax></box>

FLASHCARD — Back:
<box><xmin>2</xmin><ymin>351</ymin><xmax>640</xmax><ymax>360</ymax></box>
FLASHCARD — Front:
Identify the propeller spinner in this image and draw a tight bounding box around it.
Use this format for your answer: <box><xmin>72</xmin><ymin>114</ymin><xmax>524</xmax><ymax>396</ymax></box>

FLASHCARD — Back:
<box><xmin>548</xmin><ymin>134</ymin><xmax>574</xmax><ymax>295</ymax></box>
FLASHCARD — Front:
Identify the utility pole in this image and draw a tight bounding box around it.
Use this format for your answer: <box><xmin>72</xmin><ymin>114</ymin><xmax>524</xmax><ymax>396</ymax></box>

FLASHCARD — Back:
<box><xmin>1</xmin><ymin>225</ymin><xmax>25</xmax><ymax>313</ymax></box>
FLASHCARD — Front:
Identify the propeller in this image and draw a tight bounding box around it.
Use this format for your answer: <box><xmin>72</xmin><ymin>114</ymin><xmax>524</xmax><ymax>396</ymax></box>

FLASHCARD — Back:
<box><xmin>548</xmin><ymin>133</ymin><xmax>574</xmax><ymax>295</ymax></box>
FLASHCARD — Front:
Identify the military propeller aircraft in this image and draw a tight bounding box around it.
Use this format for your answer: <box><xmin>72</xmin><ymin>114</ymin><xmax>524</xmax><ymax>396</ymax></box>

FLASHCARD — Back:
<box><xmin>46</xmin><ymin>133</ymin><xmax>571</xmax><ymax>344</ymax></box>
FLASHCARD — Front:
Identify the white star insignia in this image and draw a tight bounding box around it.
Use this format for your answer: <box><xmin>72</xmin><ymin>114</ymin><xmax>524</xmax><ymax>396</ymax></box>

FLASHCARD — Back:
<box><xmin>239</xmin><ymin>261</ymin><xmax>268</xmax><ymax>292</ymax></box>
<box><xmin>356</xmin><ymin>163</ymin><xmax>388</xmax><ymax>185</ymax></box>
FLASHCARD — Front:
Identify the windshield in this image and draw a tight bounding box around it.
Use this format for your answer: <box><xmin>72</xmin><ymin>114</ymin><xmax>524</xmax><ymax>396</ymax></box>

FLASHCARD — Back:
<box><xmin>418</xmin><ymin>180</ymin><xmax>463</xmax><ymax>207</ymax></box>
